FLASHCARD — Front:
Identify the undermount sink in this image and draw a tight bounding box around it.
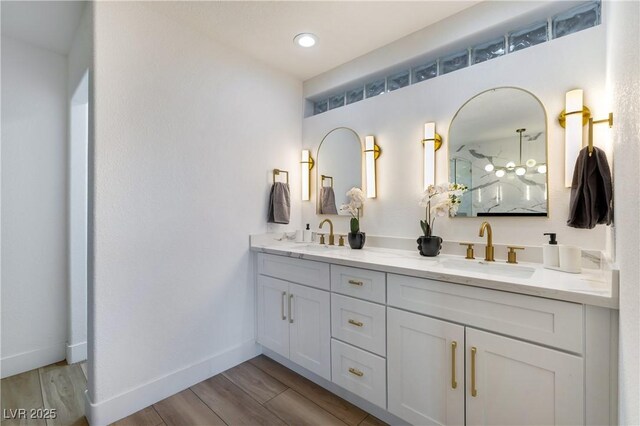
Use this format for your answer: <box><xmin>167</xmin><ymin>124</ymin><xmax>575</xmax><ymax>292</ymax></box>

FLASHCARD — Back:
<box><xmin>442</xmin><ymin>258</ymin><xmax>535</xmax><ymax>279</ymax></box>
<box><xmin>302</xmin><ymin>244</ymin><xmax>346</xmax><ymax>251</ymax></box>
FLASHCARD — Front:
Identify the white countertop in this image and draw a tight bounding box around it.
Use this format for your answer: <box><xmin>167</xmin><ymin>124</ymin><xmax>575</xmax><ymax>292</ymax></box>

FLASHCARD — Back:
<box><xmin>250</xmin><ymin>235</ymin><xmax>619</xmax><ymax>309</ymax></box>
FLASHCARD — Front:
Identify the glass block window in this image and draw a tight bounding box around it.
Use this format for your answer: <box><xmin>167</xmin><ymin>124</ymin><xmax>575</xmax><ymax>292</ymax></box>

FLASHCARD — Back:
<box><xmin>309</xmin><ymin>1</ymin><xmax>602</xmax><ymax>116</ymax></box>
<box><xmin>509</xmin><ymin>21</ymin><xmax>548</xmax><ymax>53</ymax></box>
<box><xmin>387</xmin><ymin>70</ymin><xmax>410</xmax><ymax>92</ymax></box>
<box><xmin>440</xmin><ymin>50</ymin><xmax>469</xmax><ymax>75</ymax></box>
<box><xmin>553</xmin><ymin>1</ymin><xmax>601</xmax><ymax>39</ymax></box>
<box><xmin>412</xmin><ymin>61</ymin><xmax>438</xmax><ymax>83</ymax></box>
<box><xmin>329</xmin><ymin>93</ymin><xmax>345</xmax><ymax>110</ymax></box>
<box><xmin>346</xmin><ymin>87</ymin><xmax>364</xmax><ymax>105</ymax></box>
<box><xmin>314</xmin><ymin>99</ymin><xmax>328</xmax><ymax>115</ymax></box>
<box><xmin>366</xmin><ymin>79</ymin><xmax>386</xmax><ymax>98</ymax></box>
<box><xmin>472</xmin><ymin>38</ymin><xmax>505</xmax><ymax>64</ymax></box>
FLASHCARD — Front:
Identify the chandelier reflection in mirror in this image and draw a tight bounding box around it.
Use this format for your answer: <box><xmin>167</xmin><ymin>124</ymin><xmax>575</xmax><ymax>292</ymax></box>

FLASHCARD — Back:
<box><xmin>489</xmin><ymin>129</ymin><xmax>547</xmax><ymax>178</ymax></box>
<box><xmin>448</xmin><ymin>87</ymin><xmax>548</xmax><ymax>217</ymax></box>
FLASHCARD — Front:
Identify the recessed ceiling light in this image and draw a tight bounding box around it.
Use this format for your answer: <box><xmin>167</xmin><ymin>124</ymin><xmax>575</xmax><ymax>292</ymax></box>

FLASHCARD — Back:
<box><xmin>515</xmin><ymin>167</ymin><xmax>526</xmax><ymax>176</ymax></box>
<box><xmin>537</xmin><ymin>164</ymin><xmax>547</xmax><ymax>174</ymax></box>
<box><xmin>495</xmin><ymin>169</ymin><xmax>506</xmax><ymax>178</ymax></box>
<box><xmin>294</xmin><ymin>33</ymin><xmax>317</xmax><ymax>48</ymax></box>
<box><xmin>484</xmin><ymin>164</ymin><xmax>494</xmax><ymax>172</ymax></box>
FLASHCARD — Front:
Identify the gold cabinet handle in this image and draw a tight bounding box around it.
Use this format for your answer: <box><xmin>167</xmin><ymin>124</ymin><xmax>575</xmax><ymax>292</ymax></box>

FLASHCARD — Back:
<box><xmin>451</xmin><ymin>341</ymin><xmax>458</xmax><ymax>389</ymax></box>
<box><xmin>348</xmin><ymin>367</ymin><xmax>364</xmax><ymax>377</ymax></box>
<box><xmin>281</xmin><ymin>291</ymin><xmax>287</xmax><ymax>320</ymax></box>
<box><xmin>289</xmin><ymin>294</ymin><xmax>294</xmax><ymax>324</ymax></box>
<box><xmin>348</xmin><ymin>279</ymin><xmax>364</xmax><ymax>286</ymax></box>
<box><xmin>348</xmin><ymin>319</ymin><xmax>364</xmax><ymax>327</ymax></box>
<box><xmin>471</xmin><ymin>347</ymin><xmax>478</xmax><ymax>397</ymax></box>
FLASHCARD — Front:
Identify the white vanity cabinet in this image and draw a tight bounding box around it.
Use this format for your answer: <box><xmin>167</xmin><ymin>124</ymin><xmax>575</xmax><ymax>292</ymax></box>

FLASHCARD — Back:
<box><xmin>465</xmin><ymin>328</ymin><xmax>583</xmax><ymax>426</ymax></box>
<box><xmin>253</xmin><ymin>251</ymin><xmax>617</xmax><ymax>426</ymax></box>
<box><xmin>387</xmin><ymin>308</ymin><xmax>465</xmax><ymax>425</ymax></box>
<box><xmin>256</xmin><ymin>255</ymin><xmax>331</xmax><ymax>380</ymax></box>
<box><xmin>387</xmin><ymin>307</ymin><xmax>584</xmax><ymax>426</ymax></box>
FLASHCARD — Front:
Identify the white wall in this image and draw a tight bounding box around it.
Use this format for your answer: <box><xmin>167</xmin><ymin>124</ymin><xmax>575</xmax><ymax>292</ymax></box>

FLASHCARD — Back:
<box><xmin>606</xmin><ymin>1</ymin><xmax>640</xmax><ymax>424</ymax></box>
<box><xmin>1</xmin><ymin>36</ymin><xmax>69</xmax><ymax>377</ymax></box>
<box><xmin>302</xmin><ymin>26</ymin><xmax>608</xmax><ymax>252</ymax></box>
<box><xmin>89</xmin><ymin>2</ymin><xmax>302</xmax><ymax>424</ymax></box>
<box><xmin>67</xmin><ymin>4</ymin><xmax>91</xmax><ymax>364</ymax></box>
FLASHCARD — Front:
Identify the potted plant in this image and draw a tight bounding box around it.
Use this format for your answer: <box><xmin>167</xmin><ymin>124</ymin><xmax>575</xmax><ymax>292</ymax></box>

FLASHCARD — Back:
<box><xmin>341</xmin><ymin>187</ymin><xmax>366</xmax><ymax>249</ymax></box>
<box><xmin>418</xmin><ymin>183</ymin><xmax>467</xmax><ymax>256</ymax></box>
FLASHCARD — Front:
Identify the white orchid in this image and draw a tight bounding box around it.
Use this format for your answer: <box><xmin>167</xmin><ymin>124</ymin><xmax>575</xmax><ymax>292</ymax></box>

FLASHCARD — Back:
<box><xmin>346</xmin><ymin>187</ymin><xmax>365</xmax><ymax>207</ymax></box>
<box><xmin>419</xmin><ymin>183</ymin><xmax>467</xmax><ymax>236</ymax></box>
<box><xmin>341</xmin><ymin>187</ymin><xmax>366</xmax><ymax>233</ymax></box>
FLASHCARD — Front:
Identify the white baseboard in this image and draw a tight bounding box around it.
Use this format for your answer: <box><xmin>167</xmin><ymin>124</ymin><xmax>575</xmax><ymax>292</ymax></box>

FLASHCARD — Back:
<box><xmin>1</xmin><ymin>344</ymin><xmax>66</xmax><ymax>379</ymax></box>
<box><xmin>262</xmin><ymin>348</ymin><xmax>408</xmax><ymax>426</ymax></box>
<box><xmin>85</xmin><ymin>339</ymin><xmax>260</xmax><ymax>426</ymax></box>
<box><xmin>66</xmin><ymin>341</ymin><xmax>87</xmax><ymax>364</ymax></box>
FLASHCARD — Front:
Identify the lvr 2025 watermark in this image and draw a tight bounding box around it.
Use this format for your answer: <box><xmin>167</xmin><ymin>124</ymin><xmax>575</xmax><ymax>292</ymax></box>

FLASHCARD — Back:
<box><xmin>3</xmin><ymin>408</ymin><xmax>57</xmax><ymax>420</ymax></box>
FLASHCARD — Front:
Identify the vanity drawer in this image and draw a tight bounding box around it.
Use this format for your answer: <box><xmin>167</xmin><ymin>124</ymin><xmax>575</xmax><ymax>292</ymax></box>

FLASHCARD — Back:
<box><xmin>257</xmin><ymin>253</ymin><xmax>330</xmax><ymax>290</ymax></box>
<box><xmin>331</xmin><ymin>265</ymin><xmax>385</xmax><ymax>303</ymax></box>
<box><xmin>387</xmin><ymin>274</ymin><xmax>584</xmax><ymax>353</ymax></box>
<box><xmin>331</xmin><ymin>294</ymin><xmax>386</xmax><ymax>356</ymax></box>
<box><xmin>331</xmin><ymin>339</ymin><xmax>386</xmax><ymax>409</ymax></box>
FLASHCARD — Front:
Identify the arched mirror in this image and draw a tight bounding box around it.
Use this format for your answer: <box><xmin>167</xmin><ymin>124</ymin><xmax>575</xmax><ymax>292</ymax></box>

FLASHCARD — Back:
<box><xmin>449</xmin><ymin>87</ymin><xmax>548</xmax><ymax>217</ymax></box>
<box><xmin>316</xmin><ymin>128</ymin><xmax>363</xmax><ymax>215</ymax></box>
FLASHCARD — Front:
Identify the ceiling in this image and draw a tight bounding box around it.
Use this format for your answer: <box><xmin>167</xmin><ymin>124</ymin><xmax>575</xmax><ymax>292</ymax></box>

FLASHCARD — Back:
<box><xmin>150</xmin><ymin>1</ymin><xmax>479</xmax><ymax>81</ymax></box>
<box><xmin>1</xmin><ymin>1</ymin><xmax>86</xmax><ymax>55</ymax></box>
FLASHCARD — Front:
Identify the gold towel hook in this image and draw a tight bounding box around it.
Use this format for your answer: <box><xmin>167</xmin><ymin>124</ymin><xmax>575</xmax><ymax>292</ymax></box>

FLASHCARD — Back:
<box><xmin>587</xmin><ymin>113</ymin><xmax>614</xmax><ymax>157</ymax></box>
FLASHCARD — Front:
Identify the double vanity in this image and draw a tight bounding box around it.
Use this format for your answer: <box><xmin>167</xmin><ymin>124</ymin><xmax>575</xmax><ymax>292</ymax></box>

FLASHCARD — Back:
<box><xmin>251</xmin><ymin>234</ymin><xmax>618</xmax><ymax>426</ymax></box>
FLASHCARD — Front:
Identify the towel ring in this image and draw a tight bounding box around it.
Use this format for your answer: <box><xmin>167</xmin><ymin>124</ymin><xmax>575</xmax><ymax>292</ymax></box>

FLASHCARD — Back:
<box><xmin>321</xmin><ymin>175</ymin><xmax>334</xmax><ymax>188</ymax></box>
<box><xmin>273</xmin><ymin>169</ymin><xmax>289</xmax><ymax>184</ymax></box>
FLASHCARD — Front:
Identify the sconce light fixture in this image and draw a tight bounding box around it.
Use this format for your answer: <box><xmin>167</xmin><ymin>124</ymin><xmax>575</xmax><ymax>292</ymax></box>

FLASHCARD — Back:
<box><xmin>300</xmin><ymin>149</ymin><xmax>314</xmax><ymax>201</ymax></box>
<box><xmin>364</xmin><ymin>136</ymin><xmax>381</xmax><ymax>198</ymax></box>
<box><xmin>422</xmin><ymin>122</ymin><xmax>442</xmax><ymax>190</ymax></box>
<box><xmin>559</xmin><ymin>89</ymin><xmax>613</xmax><ymax>187</ymax></box>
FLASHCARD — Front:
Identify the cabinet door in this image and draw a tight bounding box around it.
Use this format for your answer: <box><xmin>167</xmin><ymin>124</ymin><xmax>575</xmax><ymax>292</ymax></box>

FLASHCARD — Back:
<box><xmin>257</xmin><ymin>275</ymin><xmax>290</xmax><ymax>359</ymax></box>
<box><xmin>289</xmin><ymin>282</ymin><xmax>331</xmax><ymax>380</ymax></box>
<box><xmin>466</xmin><ymin>328</ymin><xmax>584</xmax><ymax>426</ymax></box>
<box><xmin>387</xmin><ymin>308</ymin><xmax>465</xmax><ymax>426</ymax></box>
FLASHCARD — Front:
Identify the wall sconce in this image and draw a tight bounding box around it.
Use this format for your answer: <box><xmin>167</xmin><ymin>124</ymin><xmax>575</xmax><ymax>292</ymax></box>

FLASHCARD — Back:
<box><xmin>559</xmin><ymin>89</ymin><xmax>613</xmax><ymax>187</ymax></box>
<box><xmin>422</xmin><ymin>122</ymin><xmax>442</xmax><ymax>190</ymax></box>
<box><xmin>364</xmin><ymin>136</ymin><xmax>381</xmax><ymax>198</ymax></box>
<box><xmin>300</xmin><ymin>149</ymin><xmax>314</xmax><ymax>201</ymax></box>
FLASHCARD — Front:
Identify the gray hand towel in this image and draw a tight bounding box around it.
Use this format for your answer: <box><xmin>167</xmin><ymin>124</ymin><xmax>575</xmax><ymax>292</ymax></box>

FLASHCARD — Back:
<box><xmin>268</xmin><ymin>182</ymin><xmax>290</xmax><ymax>224</ymax></box>
<box><xmin>567</xmin><ymin>146</ymin><xmax>613</xmax><ymax>229</ymax></box>
<box><xmin>319</xmin><ymin>187</ymin><xmax>338</xmax><ymax>214</ymax></box>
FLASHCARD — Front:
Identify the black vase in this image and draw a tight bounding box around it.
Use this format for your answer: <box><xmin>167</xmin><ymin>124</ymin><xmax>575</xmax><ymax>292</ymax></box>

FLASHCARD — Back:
<box><xmin>348</xmin><ymin>232</ymin><xmax>366</xmax><ymax>249</ymax></box>
<box><xmin>417</xmin><ymin>235</ymin><xmax>443</xmax><ymax>257</ymax></box>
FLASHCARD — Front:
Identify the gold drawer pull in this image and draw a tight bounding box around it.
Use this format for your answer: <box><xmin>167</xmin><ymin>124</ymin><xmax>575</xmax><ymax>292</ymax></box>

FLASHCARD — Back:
<box><xmin>281</xmin><ymin>292</ymin><xmax>287</xmax><ymax>320</ymax></box>
<box><xmin>348</xmin><ymin>367</ymin><xmax>364</xmax><ymax>377</ymax></box>
<box><xmin>348</xmin><ymin>319</ymin><xmax>364</xmax><ymax>327</ymax></box>
<box><xmin>451</xmin><ymin>341</ymin><xmax>458</xmax><ymax>389</ymax></box>
<box><xmin>471</xmin><ymin>347</ymin><xmax>478</xmax><ymax>397</ymax></box>
<box><xmin>348</xmin><ymin>279</ymin><xmax>364</xmax><ymax>286</ymax></box>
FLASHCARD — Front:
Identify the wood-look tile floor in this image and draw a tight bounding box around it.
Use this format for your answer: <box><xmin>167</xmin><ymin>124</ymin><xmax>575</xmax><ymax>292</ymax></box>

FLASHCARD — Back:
<box><xmin>1</xmin><ymin>361</ymin><xmax>88</xmax><ymax>426</ymax></box>
<box><xmin>114</xmin><ymin>355</ymin><xmax>387</xmax><ymax>426</ymax></box>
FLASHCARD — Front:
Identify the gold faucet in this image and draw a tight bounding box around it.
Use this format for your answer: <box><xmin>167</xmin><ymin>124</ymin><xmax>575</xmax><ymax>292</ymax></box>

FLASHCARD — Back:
<box><xmin>319</xmin><ymin>219</ymin><xmax>335</xmax><ymax>245</ymax></box>
<box><xmin>478</xmin><ymin>221</ymin><xmax>495</xmax><ymax>262</ymax></box>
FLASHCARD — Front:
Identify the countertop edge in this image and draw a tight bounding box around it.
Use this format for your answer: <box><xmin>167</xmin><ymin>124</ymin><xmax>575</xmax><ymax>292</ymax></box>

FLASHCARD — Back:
<box><xmin>250</xmin><ymin>245</ymin><xmax>619</xmax><ymax>309</ymax></box>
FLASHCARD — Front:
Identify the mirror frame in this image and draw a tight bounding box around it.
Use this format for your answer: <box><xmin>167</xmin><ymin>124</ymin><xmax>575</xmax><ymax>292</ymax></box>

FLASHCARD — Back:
<box><xmin>315</xmin><ymin>127</ymin><xmax>364</xmax><ymax>215</ymax></box>
<box><xmin>447</xmin><ymin>86</ymin><xmax>550</xmax><ymax>217</ymax></box>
